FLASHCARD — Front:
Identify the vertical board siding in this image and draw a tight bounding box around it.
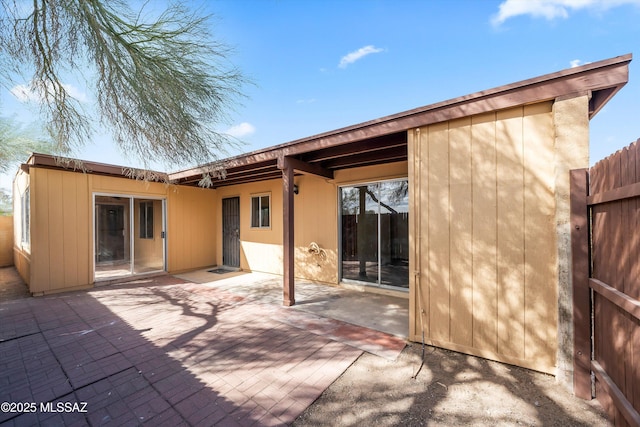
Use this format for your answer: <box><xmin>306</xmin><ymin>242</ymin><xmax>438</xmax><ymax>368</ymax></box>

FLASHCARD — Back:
<box><xmin>32</xmin><ymin>168</ymin><xmax>50</xmax><ymax>292</ymax></box>
<box><xmin>428</xmin><ymin>122</ymin><xmax>451</xmax><ymax>343</ymax></box>
<box><xmin>167</xmin><ymin>186</ymin><xmax>216</xmax><ymax>273</ymax></box>
<box><xmin>588</xmin><ymin>139</ymin><xmax>640</xmax><ymax>426</ymax></box>
<box><xmin>411</xmin><ymin>102</ymin><xmax>557</xmax><ymax>373</ymax></box>
<box><xmin>418</xmin><ymin>129</ymin><xmax>431</xmax><ymax>339</ymax></box>
<box><xmin>471</xmin><ymin>112</ymin><xmax>498</xmax><ymax>354</ymax></box>
<box><xmin>522</xmin><ymin>103</ymin><xmax>557</xmax><ymax>368</ymax></box>
<box><xmin>496</xmin><ymin>108</ymin><xmax>525</xmax><ymax>359</ymax></box>
<box><xmin>449</xmin><ymin>117</ymin><xmax>473</xmax><ymax>347</ymax></box>
<box><xmin>30</xmin><ymin>169</ymin><xmax>92</xmax><ymax>293</ymax></box>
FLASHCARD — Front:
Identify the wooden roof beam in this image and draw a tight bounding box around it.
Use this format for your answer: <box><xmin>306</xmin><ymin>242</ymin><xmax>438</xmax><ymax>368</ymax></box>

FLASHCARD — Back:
<box><xmin>277</xmin><ymin>156</ymin><xmax>334</xmax><ymax>179</ymax></box>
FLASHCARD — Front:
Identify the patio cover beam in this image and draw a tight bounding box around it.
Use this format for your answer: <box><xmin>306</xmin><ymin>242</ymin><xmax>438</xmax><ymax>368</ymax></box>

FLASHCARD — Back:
<box><xmin>277</xmin><ymin>155</ymin><xmax>334</xmax><ymax>179</ymax></box>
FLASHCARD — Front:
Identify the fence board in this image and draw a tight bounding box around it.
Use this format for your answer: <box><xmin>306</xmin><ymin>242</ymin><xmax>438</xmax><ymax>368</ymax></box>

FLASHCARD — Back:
<box><xmin>574</xmin><ymin>138</ymin><xmax>640</xmax><ymax>427</ymax></box>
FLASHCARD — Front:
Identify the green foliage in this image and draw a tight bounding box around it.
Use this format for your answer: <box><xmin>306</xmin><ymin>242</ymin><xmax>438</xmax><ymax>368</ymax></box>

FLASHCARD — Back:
<box><xmin>0</xmin><ymin>0</ymin><xmax>247</xmax><ymax>182</ymax></box>
<box><xmin>0</xmin><ymin>115</ymin><xmax>52</xmax><ymax>174</ymax></box>
<box><xmin>0</xmin><ymin>188</ymin><xmax>10</xmax><ymax>215</ymax></box>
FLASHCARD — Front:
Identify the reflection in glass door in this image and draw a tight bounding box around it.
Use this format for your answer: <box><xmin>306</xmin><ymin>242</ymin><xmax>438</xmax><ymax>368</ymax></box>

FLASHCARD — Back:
<box><xmin>94</xmin><ymin>195</ymin><xmax>165</xmax><ymax>281</ymax></box>
<box><xmin>133</xmin><ymin>199</ymin><xmax>164</xmax><ymax>274</ymax></box>
<box><xmin>340</xmin><ymin>180</ymin><xmax>409</xmax><ymax>290</ymax></box>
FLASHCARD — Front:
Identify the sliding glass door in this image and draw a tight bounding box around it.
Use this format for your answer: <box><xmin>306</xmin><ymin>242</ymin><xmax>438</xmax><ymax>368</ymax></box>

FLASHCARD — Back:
<box><xmin>340</xmin><ymin>179</ymin><xmax>409</xmax><ymax>290</ymax></box>
<box><xmin>94</xmin><ymin>195</ymin><xmax>166</xmax><ymax>281</ymax></box>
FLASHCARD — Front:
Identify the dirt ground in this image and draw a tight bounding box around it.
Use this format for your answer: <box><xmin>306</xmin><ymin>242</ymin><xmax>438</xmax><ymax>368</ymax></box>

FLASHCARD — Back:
<box><xmin>294</xmin><ymin>342</ymin><xmax>610</xmax><ymax>427</ymax></box>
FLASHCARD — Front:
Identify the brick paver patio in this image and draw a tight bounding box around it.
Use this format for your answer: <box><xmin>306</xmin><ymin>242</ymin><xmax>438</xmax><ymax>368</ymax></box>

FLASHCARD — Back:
<box><xmin>0</xmin><ymin>272</ymin><xmax>405</xmax><ymax>426</ymax></box>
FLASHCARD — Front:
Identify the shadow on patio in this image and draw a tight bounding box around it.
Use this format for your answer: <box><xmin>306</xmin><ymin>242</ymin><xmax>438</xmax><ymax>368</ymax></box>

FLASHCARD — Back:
<box><xmin>0</xmin><ymin>272</ymin><xmax>367</xmax><ymax>425</ymax></box>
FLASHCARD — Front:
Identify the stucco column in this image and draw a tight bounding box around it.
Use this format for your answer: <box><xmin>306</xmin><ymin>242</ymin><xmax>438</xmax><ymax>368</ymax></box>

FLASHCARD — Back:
<box><xmin>553</xmin><ymin>93</ymin><xmax>590</xmax><ymax>391</ymax></box>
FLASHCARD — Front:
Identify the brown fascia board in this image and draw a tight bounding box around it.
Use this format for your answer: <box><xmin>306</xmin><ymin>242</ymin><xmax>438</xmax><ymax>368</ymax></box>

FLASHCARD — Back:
<box><xmin>170</xmin><ymin>54</ymin><xmax>631</xmax><ymax>183</ymax></box>
<box><xmin>25</xmin><ymin>153</ymin><xmax>169</xmax><ymax>181</ymax></box>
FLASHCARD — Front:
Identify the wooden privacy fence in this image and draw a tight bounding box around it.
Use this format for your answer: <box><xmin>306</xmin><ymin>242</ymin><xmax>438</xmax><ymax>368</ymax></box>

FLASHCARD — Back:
<box><xmin>571</xmin><ymin>139</ymin><xmax>640</xmax><ymax>427</ymax></box>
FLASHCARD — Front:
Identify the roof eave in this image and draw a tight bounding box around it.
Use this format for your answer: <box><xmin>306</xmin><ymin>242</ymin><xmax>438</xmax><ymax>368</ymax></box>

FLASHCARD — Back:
<box><xmin>170</xmin><ymin>53</ymin><xmax>631</xmax><ymax>182</ymax></box>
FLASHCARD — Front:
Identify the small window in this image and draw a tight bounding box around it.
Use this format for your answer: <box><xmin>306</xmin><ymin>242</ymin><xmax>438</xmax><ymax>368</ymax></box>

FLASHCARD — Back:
<box><xmin>21</xmin><ymin>188</ymin><xmax>30</xmax><ymax>245</ymax></box>
<box><xmin>251</xmin><ymin>194</ymin><xmax>270</xmax><ymax>228</ymax></box>
<box><xmin>139</xmin><ymin>201</ymin><xmax>154</xmax><ymax>239</ymax></box>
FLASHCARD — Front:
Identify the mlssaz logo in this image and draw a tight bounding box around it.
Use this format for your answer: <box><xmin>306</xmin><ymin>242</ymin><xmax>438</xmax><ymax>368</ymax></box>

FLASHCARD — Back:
<box><xmin>40</xmin><ymin>402</ymin><xmax>88</xmax><ymax>413</ymax></box>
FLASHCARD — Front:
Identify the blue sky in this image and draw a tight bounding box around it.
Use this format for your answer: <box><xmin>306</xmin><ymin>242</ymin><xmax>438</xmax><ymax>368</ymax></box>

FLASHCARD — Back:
<box><xmin>2</xmin><ymin>0</ymin><xmax>640</xmax><ymax>191</ymax></box>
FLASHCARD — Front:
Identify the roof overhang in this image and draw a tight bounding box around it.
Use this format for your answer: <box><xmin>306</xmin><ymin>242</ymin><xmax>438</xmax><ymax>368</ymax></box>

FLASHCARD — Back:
<box><xmin>170</xmin><ymin>53</ymin><xmax>631</xmax><ymax>188</ymax></box>
<box><xmin>21</xmin><ymin>153</ymin><xmax>169</xmax><ymax>182</ymax></box>
<box><xmin>22</xmin><ymin>54</ymin><xmax>631</xmax><ymax>188</ymax></box>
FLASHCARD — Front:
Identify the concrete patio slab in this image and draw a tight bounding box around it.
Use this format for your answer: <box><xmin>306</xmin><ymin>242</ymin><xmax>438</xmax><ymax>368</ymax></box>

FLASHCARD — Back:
<box><xmin>175</xmin><ymin>269</ymin><xmax>410</xmax><ymax>339</ymax></box>
<box><xmin>0</xmin><ymin>269</ymin><xmax>406</xmax><ymax>426</ymax></box>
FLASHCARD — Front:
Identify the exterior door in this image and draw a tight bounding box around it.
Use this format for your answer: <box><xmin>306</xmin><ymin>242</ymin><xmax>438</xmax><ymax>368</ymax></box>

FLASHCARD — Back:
<box><xmin>340</xmin><ymin>179</ymin><xmax>409</xmax><ymax>290</ymax></box>
<box><xmin>222</xmin><ymin>197</ymin><xmax>240</xmax><ymax>268</ymax></box>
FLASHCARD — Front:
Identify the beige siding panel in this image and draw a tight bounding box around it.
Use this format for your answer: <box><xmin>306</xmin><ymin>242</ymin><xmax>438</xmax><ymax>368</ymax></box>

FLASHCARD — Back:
<box><xmin>449</xmin><ymin>117</ymin><xmax>473</xmax><ymax>347</ymax></box>
<box><xmin>496</xmin><ymin>108</ymin><xmax>526</xmax><ymax>359</ymax></box>
<box><xmin>62</xmin><ymin>172</ymin><xmax>79</xmax><ymax>286</ymax></box>
<box><xmin>523</xmin><ymin>103</ymin><xmax>557</xmax><ymax>370</ymax></box>
<box><xmin>78</xmin><ymin>174</ymin><xmax>91</xmax><ymax>285</ymax></box>
<box><xmin>471</xmin><ymin>112</ymin><xmax>498</xmax><ymax>353</ymax></box>
<box><xmin>28</xmin><ymin>169</ymin><xmax>93</xmax><ymax>293</ymax></box>
<box><xmin>167</xmin><ymin>185</ymin><xmax>216</xmax><ymax>273</ymax></box>
<box><xmin>48</xmin><ymin>171</ymin><xmax>65</xmax><ymax>288</ymax></box>
<box><xmin>92</xmin><ymin>175</ymin><xmax>167</xmax><ymax>197</ymax></box>
<box><xmin>411</xmin><ymin>103</ymin><xmax>559</xmax><ymax>373</ymax></box>
<box><xmin>408</xmin><ymin>129</ymin><xmax>418</xmax><ymax>338</ymax></box>
<box><xmin>413</xmin><ymin>129</ymin><xmax>431</xmax><ymax>339</ymax></box>
<box><xmin>428</xmin><ymin>122</ymin><xmax>450</xmax><ymax>343</ymax></box>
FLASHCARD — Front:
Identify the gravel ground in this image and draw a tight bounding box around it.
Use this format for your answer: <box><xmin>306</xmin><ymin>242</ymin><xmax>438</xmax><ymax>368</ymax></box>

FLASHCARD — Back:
<box><xmin>294</xmin><ymin>342</ymin><xmax>610</xmax><ymax>427</ymax></box>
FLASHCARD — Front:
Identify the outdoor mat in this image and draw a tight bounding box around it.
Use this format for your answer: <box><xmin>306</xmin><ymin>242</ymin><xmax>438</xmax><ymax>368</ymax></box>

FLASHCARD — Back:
<box><xmin>208</xmin><ymin>268</ymin><xmax>231</xmax><ymax>274</ymax></box>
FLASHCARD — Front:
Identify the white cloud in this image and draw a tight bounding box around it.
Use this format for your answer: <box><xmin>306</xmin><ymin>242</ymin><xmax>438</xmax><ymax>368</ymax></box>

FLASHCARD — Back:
<box><xmin>338</xmin><ymin>45</ymin><xmax>384</xmax><ymax>68</ymax></box>
<box><xmin>225</xmin><ymin>122</ymin><xmax>255</xmax><ymax>138</ymax></box>
<box><xmin>10</xmin><ymin>82</ymin><xmax>88</xmax><ymax>103</ymax></box>
<box><xmin>491</xmin><ymin>0</ymin><xmax>640</xmax><ymax>26</ymax></box>
<box><xmin>296</xmin><ymin>98</ymin><xmax>316</xmax><ymax>104</ymax></box>
<box><xmin>570</xmin><ymin>59</ymin><xmax>592</xmax><ymax>67</ymax></box>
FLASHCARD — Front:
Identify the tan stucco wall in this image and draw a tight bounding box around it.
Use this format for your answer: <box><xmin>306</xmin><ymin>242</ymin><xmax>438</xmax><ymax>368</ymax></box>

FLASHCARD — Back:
<box><xmin>553</xmin><ymin>94</ymin><xmax>590</xmax><ymax>387</ymax></box>
<box><xmin>0</xmin><ymin>215</ymin><xmax>13</xmax><ymax>267</ymax></box>
<box><xmin>214</xmin><ymin>162</ymin><xmax>408</xmax><ymax>284</ymax></box>
<box><xmin>408</xmin><ymin>102</ymin><xmax>563</xmax><ymax>374</ymax></box>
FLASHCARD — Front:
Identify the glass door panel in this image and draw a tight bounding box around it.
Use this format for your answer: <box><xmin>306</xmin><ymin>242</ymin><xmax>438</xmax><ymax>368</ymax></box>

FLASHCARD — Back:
<box><xmin>340</xmin><ymin>184</ymin><xmax>379</xmax><ymax>284</ymax></box>
<box><xmin>379</xmin><ymin>180</ymin><xmax>409</xmax><ymax>289</ymax></box>
<box><xmin>95</xmin><ymin>196</ymin><xmax>131</xmax><ymax>279</ymax></box>
<box><xmin>339</xmin><ymin>179</ymin><xmax>409</xmax><ymax>290</ymax></box>
<box><xmin>133</xmin><ymin>198</ymin><xmax>164</xmax><ymax>274</ymax></box>
<box><xmin>95</xmin><ymin>195</ymin><xmax>165</xmax><ymax>281</ymax></box>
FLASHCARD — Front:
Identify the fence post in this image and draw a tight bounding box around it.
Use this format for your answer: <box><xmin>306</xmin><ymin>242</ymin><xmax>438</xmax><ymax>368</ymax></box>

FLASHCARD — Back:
<box><xmin>570</xmin><ymin>168</ymin><xmax>591</xmax><ymax>399</ymax></box>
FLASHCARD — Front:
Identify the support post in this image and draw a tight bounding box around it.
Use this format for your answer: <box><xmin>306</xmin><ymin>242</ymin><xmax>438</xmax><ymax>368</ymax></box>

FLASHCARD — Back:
<box><xmin>282</xmin><ymin>158</ymin><xmax>295</xmax><ymax>306</ymax></box>
<box><xmin>570</xmin><ymin>168</ymin><xmax>591</xmax><ymax>399</ymax></box>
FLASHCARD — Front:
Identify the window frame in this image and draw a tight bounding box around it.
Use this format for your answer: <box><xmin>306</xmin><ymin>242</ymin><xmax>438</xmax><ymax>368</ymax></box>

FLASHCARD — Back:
<box><xmin>20</xmin><ymin>187</ymin><xmax>30</xmax><ymax>246</ymax></box>
<box><xmin>250</xmin><ymin>193</ymin><xmax>271</xmax><ymax>229</ymax></box>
